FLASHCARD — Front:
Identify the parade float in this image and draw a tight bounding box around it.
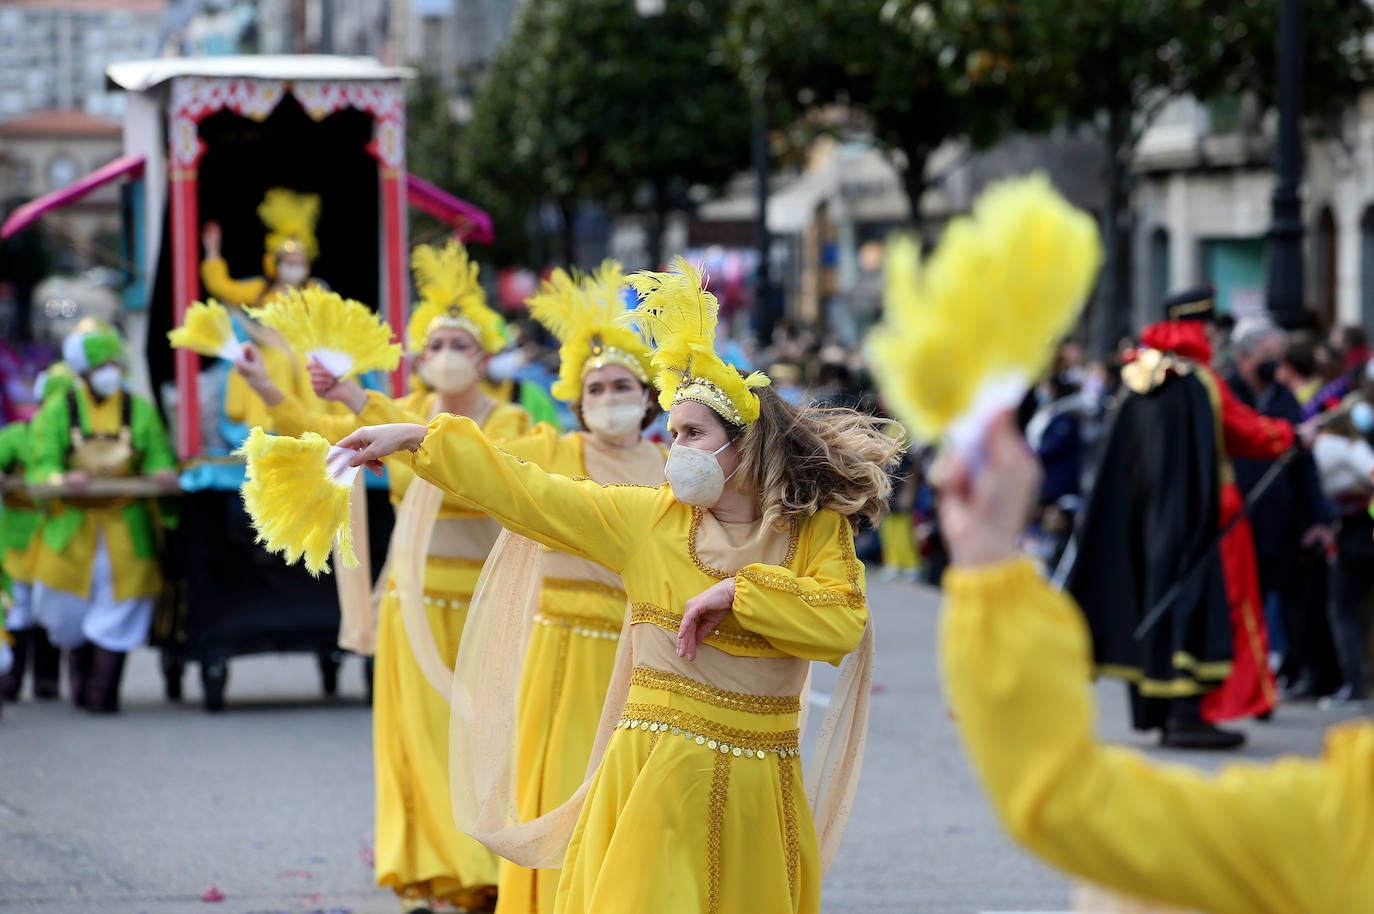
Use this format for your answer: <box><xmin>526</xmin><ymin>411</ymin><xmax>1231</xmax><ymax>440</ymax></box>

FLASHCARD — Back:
<box><xmin>3</xmin><ymin>56</ymin><xmax>493</xmax><ymax>710</ymax></box>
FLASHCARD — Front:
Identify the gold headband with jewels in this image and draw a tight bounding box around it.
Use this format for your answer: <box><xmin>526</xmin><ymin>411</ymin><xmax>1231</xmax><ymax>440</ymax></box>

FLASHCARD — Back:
<box><xmin>527</xmin><ymin>262</ymin><xmax>655</xmax><ymax>403</ymax></box>
<box><xmin>406</xmin><ymin>242</ymin><xmax>506</xmax><ymax>353</ymax></box>
<box><xmin>622</xmin><ymin>257</ymin><xmax>770</xmax><ymax>426</ymax></box>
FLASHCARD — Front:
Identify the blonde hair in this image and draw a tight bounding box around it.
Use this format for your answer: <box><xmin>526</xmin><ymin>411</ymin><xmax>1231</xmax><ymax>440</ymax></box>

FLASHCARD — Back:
<box><xmin>733</xmin><ymin>387</ymin><xmax>904</xmax><ymax>532</ymax></box>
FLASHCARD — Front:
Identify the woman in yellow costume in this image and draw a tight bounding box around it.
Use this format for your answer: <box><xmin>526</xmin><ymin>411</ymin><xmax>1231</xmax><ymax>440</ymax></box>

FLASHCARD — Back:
<box><xmin>29</xmin><ymin>324</ymin><xmax>178</xmax><ymax>713</ymax></box>
<box><xmin>234</xmin><ymin>241</ymin><xmax>528</xmax><ymax>914</ymax></box>
<box><xmin>198</xmin><ymin>187</ymin><xmax>334</xmax><ymax>443</ymax></box>
<box><xmin>336</xmin><ymin>258</ymin><xmax>901</xmax><ymax>914</ymax></box>
<box><xmin>469</xmin><ymin>263</ymin><xmax>666</xmax><ymax>914</ymax></box>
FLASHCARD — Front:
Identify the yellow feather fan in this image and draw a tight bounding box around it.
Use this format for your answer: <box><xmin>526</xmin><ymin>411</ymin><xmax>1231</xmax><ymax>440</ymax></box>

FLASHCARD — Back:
<box><xmin>526</xmin><ymin>260</ymin><xmax>652</xmax><ymax>402</ymax></box>
<box><xmin>258</xmin><ymin>188</ymin><xmax>320</xmax><ymax>259</ymax></box>
<box><xmin>869</xmin><ymin>173</ymin><xmax>1102</xmax><ymax>453</ymax></box>
<box><xmin>624</xmin><ymin>257</ymin><xmax>770</xmax><ymax>427</ymax></box>
<box><xmin>406</xmin><ymin>241</ymin><xmax>506</xmax><ymax>354</ymax></box>
<box><xmin>237</xmin><ymin>427</ymin><xmax>359</xmax><ymax>575</ymax></box>
<box><xmin>167</xmin><ymin>299</ymin><xmax>243</xmax><ymax>361</ymax></box>
<box><xmin>249</xmin><ymin>286</ymin><xmax>401</xmax><ymax>378</ymax></box>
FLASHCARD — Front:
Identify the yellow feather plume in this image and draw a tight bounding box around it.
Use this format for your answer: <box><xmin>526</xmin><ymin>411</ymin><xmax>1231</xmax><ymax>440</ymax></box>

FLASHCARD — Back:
<box><xmin>167</xmin><ymin>299</ymin><xmax>240</xmax><ymax>360</ymax></box>
<box><xmin>869</xmin><ymin>173</ymin><xmax>1102</xmax><ymax>447</ymax></box>
<box><xmin>258</xmin><ymin>188</ymin><xmax>320</xmax><ymax>259</ymax></box>
<box><xmin>237</xmin><ymin>427</ymin><xmax>358</xmax><ymax>576</ymax></box>
<box><xmin>624</xmin><ymin>257</ymin><xmax>768</xmax><ymax>426</ymax></box>
<box><xmin>406</xmin><ymin>241</ymin><xmax>506</xmax><ymax>353</ymax></box>
<box><xmin>249</xmin><ymin>286</ymin><xmax>401</xmax><ymax>377</ymax></box>
<box><xmin>526</xmin><ymin>260</ymin><xmax>652</xmax><ymax>402</ymax></box>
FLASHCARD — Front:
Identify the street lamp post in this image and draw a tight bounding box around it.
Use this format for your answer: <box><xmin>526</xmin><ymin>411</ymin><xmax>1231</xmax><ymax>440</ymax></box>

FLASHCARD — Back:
<box><xmin>1265</xmin><ymin>0</ymin><xmax>1306</xmax><ymax>329</ymax></box>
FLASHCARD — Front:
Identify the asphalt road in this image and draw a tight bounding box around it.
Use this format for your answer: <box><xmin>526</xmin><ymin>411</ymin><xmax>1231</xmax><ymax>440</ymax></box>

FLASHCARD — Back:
<box><xmin>0</xmin><ymin>576</ymin><xmax>1361</xmax><ymax>914</ymax></box>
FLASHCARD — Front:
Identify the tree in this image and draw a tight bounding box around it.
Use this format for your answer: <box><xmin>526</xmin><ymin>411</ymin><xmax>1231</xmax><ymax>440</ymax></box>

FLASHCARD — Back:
<box><xmin>730</xmin><ymin>0</ymin><xmax>1047</xmax><ymax>225</ymax></box>
<box><xmin>966</xmin><ymin>0</ymin><xmax>1374</xmax><ymax>353</ymax></box>
<box><xmin>460</xmin><ymin>0</ymin><xmax>754</xmax><ymax>269</ymax></box>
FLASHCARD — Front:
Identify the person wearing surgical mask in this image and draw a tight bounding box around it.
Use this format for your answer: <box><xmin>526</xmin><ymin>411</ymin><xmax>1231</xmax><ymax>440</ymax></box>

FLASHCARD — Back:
<box><xmin>198</xmin><ymin>188</ymin><xmax>342</xmax><ymax>449</ymax></box>
<box><xmin>27</xmin><ymin>324</ymin><xmax>178</xmax><ymax>714</ymax></box>
<box><xmin>1310</xmin><ymin>395</ymin><xmax>1374</xmax><ymax>709</ymax></box>
<box><xmin>418</xmin><ymin>263</ymin><xmax>668</xmax><ymax>914</ymax></box>
<box><xmin>334</xmin><ymin>258</ymin><xmax>903</xmax><ymax>914</ymax></box>
<box><xmin>1226</xmin><ymin>318</ymin><xmax>1335</xmax><ymax>703</ymax></box>
<box><xmin>235</xmin><ymin>241</ymin><xmax>531</xmax><ymax>914</ymax></box>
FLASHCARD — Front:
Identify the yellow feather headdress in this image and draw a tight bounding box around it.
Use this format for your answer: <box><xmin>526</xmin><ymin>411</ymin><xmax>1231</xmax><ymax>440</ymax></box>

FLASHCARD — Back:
<box><xmin>406</xmin><ymin>241</ymin><xmax>506</xmax><ymax>354</ymax></box>
<box><xmin>526</xmin><ymin>260</ymin><xmax>652</xmax><ymax>402</ymax></box>
<box><xmin>624</xmin><ymin>257</ymin><xmax>770</xmax><ymax>427</ymax></box>
<box><xmin>168</xmin><ymin>299</ymin><xmax>244</xmax><ymax>361</ymax></box>
<box><xmin>869</xmin><ymin>173</ymin><xmax>1102</xmax><ymax>454</ymax></box>
<box><xmin>237</xmin><ymin>427</ymin><xmax>359</xmax><ymax>576</ymax></box>
<box><xmin>249</xmin><ymin>286</ymin><xmax>402</xmax><ymax>378</ymax></box>
<box><xmin>258</xmin><ymin>188</ymin><xmax>321</xmax><ymax>260</ymax></box>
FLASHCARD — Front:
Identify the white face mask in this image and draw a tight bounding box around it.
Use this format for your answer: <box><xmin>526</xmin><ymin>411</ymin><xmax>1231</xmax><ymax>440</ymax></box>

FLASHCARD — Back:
<box><xmin>277</xmin><ymin>263</ymin><xmax>309</xmax><ymax>286</ymax></box>
<box><xmin>582</xmin><ymin>395</ymin><xmax>646</xmax><ymax>439</ymax></box>
<box><xmin>665</xmin><ymin>439</ymin><xmax>736</xmax><ymax>508</ymax></box>
<box><xmin>88</xmin><ymin>364</ymin><xmax>123</xmax><ymax>400</ymax></box>
<box><xmin>421</xmin><ymin>350</ymin><xmax>479</xmax><ymax>395</ymax></box>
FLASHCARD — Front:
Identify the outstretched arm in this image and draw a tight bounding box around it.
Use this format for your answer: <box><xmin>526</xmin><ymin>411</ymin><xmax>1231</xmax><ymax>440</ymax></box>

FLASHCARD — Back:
<box><xmin>340</xmin><ymin>415</ymin><xmax>662</xmax><ymax>573</ymax></box>
<box><xmin>938</xmin><ymin>414</ymin><xmax>1370</xmax><ymax>914</ymax></box>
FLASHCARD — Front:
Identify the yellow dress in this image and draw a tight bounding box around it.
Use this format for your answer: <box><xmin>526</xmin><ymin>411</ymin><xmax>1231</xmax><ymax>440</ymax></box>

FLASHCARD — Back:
<box><xmin>269</xmin><ymin>392</ymin><xmax>531</xmax><ymax>905</ymax></box>
<box><xmin>412</xmin><ymin>415</ymin><xmax>868</xmax><ymax>914</ymax></box>
<box><xmin>491</xmin><ymin>427</ymin><xmax>665</xmax><ymax>914</ymax></box>
<box><xmin>941</xmin><ymin>560</ymin><xmax>1374</xmax><ymax>914</ymax></box>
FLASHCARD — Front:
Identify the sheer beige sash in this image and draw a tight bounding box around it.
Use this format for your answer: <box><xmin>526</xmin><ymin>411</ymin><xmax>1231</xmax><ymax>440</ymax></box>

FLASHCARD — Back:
<box><xmin>332</xmin><ymin>474</ymin><xmax>376</xmax><ymax>655</ymax></box>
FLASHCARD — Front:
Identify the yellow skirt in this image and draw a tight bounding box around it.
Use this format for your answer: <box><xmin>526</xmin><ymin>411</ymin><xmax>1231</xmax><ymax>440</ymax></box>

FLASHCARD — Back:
<box><xmin>373</xmin><ymin>557</ymin><xmax>500</xmax><ymax>904</ymax></box>
<box><xmin>31</xmin><ymin>508</ymin><xmax>159</xmax><ymax>601</ymax></box>
<box><xmin>553</xmin><ymin>671</ymin><xmax>817</xmax><ymax>914</ymax></box>
<box><xmin>497</xmin><ymin>582</ymin><xmax>625</xmax><ymax>914</ymax></box>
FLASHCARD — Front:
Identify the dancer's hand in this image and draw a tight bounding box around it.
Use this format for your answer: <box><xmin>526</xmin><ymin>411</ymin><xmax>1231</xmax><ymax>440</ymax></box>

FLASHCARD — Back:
<box><xmin>234</xmin><ymin>344</ymin><xmax>283</xmax><ymax>406</ymax></box>
<box><xmin>338</xmin><ymin>423</ymin><xmax>428</xmax><ymax>476</ymax></box>
<box><xmin>308</xmin><ymin>359</ymin><xmax>367</xmax><ymax>412</ymax></box>
<box><xmin>202</xmin><ymin>221</ymin><xmax>222</xmax><ymax>260</ymax></box>
<box><xmin>936</xmin><ymin>412</ymin><xmax>1040</xmax><ymax>568</ymax></box>
<box><xmin>678</xmin><ymin>577</ymin><xmax>736</xmax><ymax>661</ymax></box>
<box><xmin>152</xmin><ymin>469</ymin><xmax>180</xmax><ymax>492</ymax></box>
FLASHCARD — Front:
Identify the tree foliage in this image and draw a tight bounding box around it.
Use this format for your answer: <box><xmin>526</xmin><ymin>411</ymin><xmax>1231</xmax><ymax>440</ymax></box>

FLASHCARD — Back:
<box><xmin>459</xmin><ymin>0</ymin><xmax>753</xmax><ymax>268</ymax></box>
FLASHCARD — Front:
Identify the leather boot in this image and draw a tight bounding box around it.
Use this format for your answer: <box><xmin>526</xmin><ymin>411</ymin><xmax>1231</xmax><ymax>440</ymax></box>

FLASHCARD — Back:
<box><xmin>1161</xmin><ymin>695</ymin><xmax>1245</xmax><ymax>750</ymax></box>
<box><xmin>0</xmin><ymin>627</ymin><xmax>29</xmax><ymax>700</ymax></box>
<box><xmin>68</xmin><ymin>644</ymin><xmax>95</xmax><ymax>710</ymax></box>
<box><xmin>85</xmin><ymin>647</ymin><xmax>127</xmax><ymax>714</ymax></box>
<box><xmin>31</xmin><ymin>628</ymin><xmax>60</xmax><ymax>699</ymax></box>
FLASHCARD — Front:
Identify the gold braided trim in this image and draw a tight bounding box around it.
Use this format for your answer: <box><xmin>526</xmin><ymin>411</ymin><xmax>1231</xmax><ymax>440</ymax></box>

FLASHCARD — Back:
<box><xmin>687</xmin><ymin>508</ymin><xmax>800</xmax><ymax>580</ymax></box>
<box><xmin>778</xmin><ymin>751</ymin><xmax>799</xmax><ymax>897</ymax></box>
<box><xmin>532</xmin><ymin>612</ymin><xmax>621</xmax><ymax>641</ymax></box>
<box><xmin>618</xmin><ymin>702</ymin><xmax>799</xmax><ymax>758</ymax></box>
<box><xmin>1096</xmin><ymin>662</ymin><xmax>1232</xmax><ymax>698</ymax></box>
<box><xmin>706</xmin><ymin>750</ymin><xmax>731</xmax><ymax>914</ymax></box>
<box><xmin>384</xmin><ymin>588</ymin><xmax>472</xmax><ymax>610</ymax></box>
<box><xmin>631</xmin><ymin>666</ymin><xmax>801</xmax><ymax>714</ymax></box>
<box><xmin>1172</xmin><ymin>651</ymin><xmax>1233</xmax><ymax>680</ymax></box>
<box><xmin>630</xmin><ymin>602</ymin><xmax>773</xmax><ymax>652</ymax></box>
<box><xmin>541</xmin><ymin>577</ymin><xmax>627</xmax><ymax>600</ymax></box>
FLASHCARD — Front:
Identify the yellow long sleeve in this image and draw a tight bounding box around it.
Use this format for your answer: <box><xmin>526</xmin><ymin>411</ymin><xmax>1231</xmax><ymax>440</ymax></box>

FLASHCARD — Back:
<box><xmin>733</xmin><ymin>510</ymin><xmax>868</xmax><ymax>665</ymax></box>
<box><xmin>412</xmin><ymin>414</ymin><xmax>662</xmax><ymax>574</ymax></box>
<box><xmin>200</xmin><ymin>257</ymin><xmax>267</xmax><ymax>307</ymax></box>
<box><xmin>267</xmin><ymin>390</ymin><xmax>417</xmax><ymax>443</ymax></box>
<box><xmin>940</xmin><ymin>560</ymin><xmax>1374</xmax><ymax>914</ymax></box>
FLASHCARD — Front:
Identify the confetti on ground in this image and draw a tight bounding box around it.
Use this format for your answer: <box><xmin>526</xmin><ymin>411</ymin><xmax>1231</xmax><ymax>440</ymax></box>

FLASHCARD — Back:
<box><xmin>275</xmin><ymin>870</ymin><xmax>315</xmax><ymax>880</ymax></box>
<box><xmin>300</xmin><ymin>894</ymin><xmax>324</xmax><ymax>908</ymax></box>
<box><xmin>201</xmin><ymin>884</ymin><xmax>225</xmax><ymax>902</ymax></box>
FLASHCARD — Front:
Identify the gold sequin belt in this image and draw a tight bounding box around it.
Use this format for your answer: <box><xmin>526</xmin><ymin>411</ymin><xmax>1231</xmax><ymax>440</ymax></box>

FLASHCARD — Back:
<box><xmin>630</xmin><ymin>666</ymin><xmax>802</xmax><ymax>714</ymax></box>
<box><xmin>617</xmin><ymin>701</ymin><xmax>801</xmax><ymax>759</ymax></box>
<box><xmin>532</xmin><ymin>612</ymin><xmax>621</xmax><ymax>641</ymax></box>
